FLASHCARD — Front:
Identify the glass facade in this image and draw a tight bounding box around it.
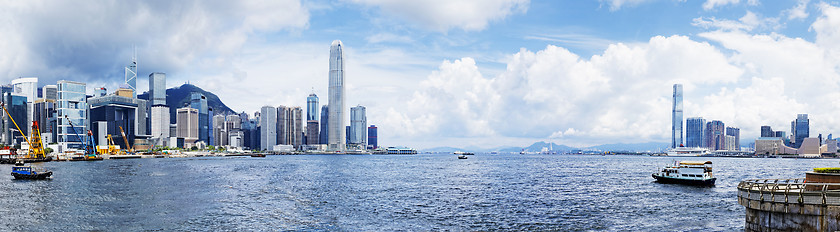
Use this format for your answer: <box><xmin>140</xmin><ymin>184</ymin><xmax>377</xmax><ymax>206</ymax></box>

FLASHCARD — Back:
<box><xmin>149</xmin><ymin>72</ymin><xmax>166</xmax><ymax>106</ymax></box>
<box><xmin>320</xmin><ymin>105</ymin><xmax>328</xmax><ymax>145</ymax></box>
<box><xmin>685</xmin><ymin>117</ymin><xmax>706</xmax><ymax>148</ymax></box>
<box><xmin>57</xmin><ymin>80</ymin><xmax>86</xmax><ymax>149</ymax></box>
<box><xmin>350</xmin><ymin>105</ymin><xmax>366</xmax><ymax>146</ymax></box>
<box><xmin>367</xmin><ymin>125</ymin><xmax>377</xmax><ymax>149</ymax></box>
<box><xmin>793</xmin><ymin>114</ymin><xmax>809</xmax><ymax>148</ymax></box>
<box><xmin>190</xmin><ymin>92</ymin><xmax>208</xmax><ymax>143</ymax></box>
<box><xmin>671</xmin><ymin>84</ymin><xmax>683</xmax><ymax>148</ymax></box>
<box><xmin>307</xmin><ymin>93</ymin><xmax>319</xmax><ymax>121</ymax></box>
<box><xmin>328</xmin><ymin>40</ymin><xmax>346</xmax><ymax>151</ymax></box>
<box><xmin>260</xmin><ymin>106</ymin><xmax>277</xmax><ymax>151</ymax></box>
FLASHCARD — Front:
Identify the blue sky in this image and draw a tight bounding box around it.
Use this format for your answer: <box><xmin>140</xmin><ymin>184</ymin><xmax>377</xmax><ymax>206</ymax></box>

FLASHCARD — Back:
<box><xmin>1</xmin><ymin>0</ymin><xmax>838</xmax><ymax>149</ymax></box>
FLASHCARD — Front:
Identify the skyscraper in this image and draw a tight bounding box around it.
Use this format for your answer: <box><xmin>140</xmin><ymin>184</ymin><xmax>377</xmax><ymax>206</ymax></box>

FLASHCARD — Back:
<box><xmin>213</xmin><ymin>114</ymin><xmax>226</xmax><ymax>146</ymax></box>
<box><xmin>328</xmin><ymin>40</ymin><xmax>346</xmax><ymax>151</ymax></box>
<box><xmin>42</xmin><ymin>85</ymin><xmax>57</xmax><ymax>101</ymax></box>
<box><xmin>12</xmin><ymin>77</ymin><xmax>38</xmax><ymax>132</ymax></box>
<box><xmin>307</xmin><ymin>93</ymin><xmax>319</xmax><ymax>121</ymax></box>
<box><xmin>760</xmin><ymin>126</ymin><xmax>774</xmax><ymax>137</ymax></box>
<box><xmin>260</xmin><ymin>106</ymin><xmax>277</xmax><ymax>151</ymax></box>
<box><xmin>792</xmin><ymin>114</ymin><xmax>809</xmax><ymax>148</ymax></box>
<box><xmin>276</xmin><ymin>105</ymin><xmax>288</xmax><ymax>145</ymax></box>
<box><xmin>149</xmin><ymin>73</ymin><xmax>169</xmax><ymax>145</ymax></box>
<box><xmin>190</xmin><ymin>92</ymin><xmax>208</xmax><ymax>143</ymax></box>
<box><xmin>125</xmin><ymin>53</ymin><xmax>137</xmax><ymax>98</ymax></box>
<box><xmin>368</xmin><ymin>125</ymin><xmax>377</xmax><ymax>149</ymax></box>
<box><xmin>705</xmin><ymin>120</ymin><xmax>725</xmax><ymax>151</ymax></box>
<box><xmin>672</xmin><ymin>84</ymin><xmax>683</xmax><ymax>148</ymax></box>
<box><xmin>350</xmin><ymin>105</ymin><xmax>367</xmax><ymax>146</ymax></box>
<box><xmin>306</xmin><ymin>120</ymin><xmax>319</xmax><ymax>145</ymax></box>
<box><xmin>57</xmin><ymin>80</ymin><xmax>86</xmax><ymax>150</ymax></box>
<box><xmin>320</xmin><ymin>105</ymin><xmax>328</xmax><ymax>145</ymax></box>
<box><xmin>176</xmin><ymin>107</ymin><xmax>199</xmax><ymax>147</ymax></box>
<box><xmin>725</xmin><ymin>127</ymin><xmax>740</xmax><ymax>151</ymax></box>
<box><xmin>685</xmin><ymin>117</ymin><xmax>706</xmax><ymax>148</ymax></box>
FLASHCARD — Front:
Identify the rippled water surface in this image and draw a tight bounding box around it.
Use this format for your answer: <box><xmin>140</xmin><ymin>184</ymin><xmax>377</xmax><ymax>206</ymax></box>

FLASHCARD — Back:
<box><xmin>0</xmin><ymin>154</ymin><xmax>835</xmax><ymax>231</ymax></box>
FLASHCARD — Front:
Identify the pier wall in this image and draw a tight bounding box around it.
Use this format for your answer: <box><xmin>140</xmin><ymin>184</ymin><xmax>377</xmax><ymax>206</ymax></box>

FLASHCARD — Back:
<box><xmin>739</xmin><ymin>179</ymin><xmax>840</xmax><ymax>232</ymax></box>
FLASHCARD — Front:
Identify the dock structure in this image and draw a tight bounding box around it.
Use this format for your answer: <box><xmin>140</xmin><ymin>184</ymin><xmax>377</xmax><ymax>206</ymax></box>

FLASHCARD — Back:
<box><xmin>738</xmin><ymin>178</ymin><xmax>840</xmax><ymax>231</ymax></box>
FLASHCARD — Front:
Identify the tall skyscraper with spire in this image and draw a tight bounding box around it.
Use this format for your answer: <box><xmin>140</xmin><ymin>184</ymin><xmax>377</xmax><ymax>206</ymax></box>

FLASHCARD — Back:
<box><xmin>125</xmin><ymin>49</ymin><xmax>137</xmax><ymax>98</ymax></box>
<box><xmin>328</xmin><ymin>40</ymin><xmax>346</xmax><ymax>151</ymax></box>
<box><xmin>672</xmin><ymin>84</ymin><xmax>683</xmax><ymax>148</ymax></box>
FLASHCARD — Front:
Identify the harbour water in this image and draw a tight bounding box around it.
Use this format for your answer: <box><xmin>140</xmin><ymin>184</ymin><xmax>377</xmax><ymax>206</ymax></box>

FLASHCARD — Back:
<box><xmin>0</xmin><ymin>154</ymin><xmax>835</xmax><ymax>231</ymax></box>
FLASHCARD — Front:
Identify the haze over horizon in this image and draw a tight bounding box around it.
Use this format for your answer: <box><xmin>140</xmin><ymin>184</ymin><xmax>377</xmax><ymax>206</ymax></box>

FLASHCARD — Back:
<box><xmin>1</xmin><ymin>0</ymin><xmax>839</xmax><ymax>149</ymax></box>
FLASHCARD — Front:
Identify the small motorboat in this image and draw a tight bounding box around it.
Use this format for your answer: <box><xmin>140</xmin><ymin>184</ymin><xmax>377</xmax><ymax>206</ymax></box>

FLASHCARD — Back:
<box><xmin>652</xmin><ymin>161</ymin><xmax>715</xmax><ymax>186</ymax></box>
<box><xmin>457</xmin><ymin>155</ymin><xmax>468</xmax><ymax>159</ymax></box>
<box><xmin>11</xmin><ymin>162</ymin><xmax>52</xmax><ymax>180</ymax></box>
<box><xmin>250</xmin><ymin>153</ymin><xmax>266</xmax><ymax>157</ymax></box>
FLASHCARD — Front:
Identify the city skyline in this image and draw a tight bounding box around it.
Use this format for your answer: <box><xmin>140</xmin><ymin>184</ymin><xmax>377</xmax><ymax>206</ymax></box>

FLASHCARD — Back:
<box><xmin>2</xmin><ymin>1</ymin><xmax>840</xmax><ymax>149</ymax></box>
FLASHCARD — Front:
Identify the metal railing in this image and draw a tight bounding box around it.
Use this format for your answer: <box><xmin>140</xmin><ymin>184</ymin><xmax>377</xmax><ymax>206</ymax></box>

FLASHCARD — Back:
<box><xmin>738</xmin><ymin>178</ymin><xmax>840</xmax><ymax>205</ymax></box>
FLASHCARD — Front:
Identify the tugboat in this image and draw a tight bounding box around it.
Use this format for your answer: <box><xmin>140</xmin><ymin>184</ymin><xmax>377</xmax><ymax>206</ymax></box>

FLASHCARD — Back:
<box><xmin>652</xmin><ymin>161</ymin><xmax>716</xmax><ymax>186</ymax></box>
<box><xmin>11</xmin><ymin>161</ymin><xmax>52</xmax><ymax>180</ymax></box>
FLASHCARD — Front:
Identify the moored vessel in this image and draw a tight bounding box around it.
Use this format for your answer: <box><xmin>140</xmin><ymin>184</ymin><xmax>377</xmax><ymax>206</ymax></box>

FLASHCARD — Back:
<box><xmin>666</xmin><ymin>146</ymin><xmax>710</xmax><ymax>157</ymax></box>
<box><xmin>11</xmin><ymin>162</ymin><xmax>52</xmax><ymax>180</ymax></box>
<box><xmin>652</xmin><ymin>161</ymin><xmax>716</xmax><ymax>186</ymax></box>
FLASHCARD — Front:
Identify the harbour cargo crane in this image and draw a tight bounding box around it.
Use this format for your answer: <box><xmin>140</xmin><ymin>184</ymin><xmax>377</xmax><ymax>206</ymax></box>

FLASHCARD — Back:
<box><xmin>63</xmin><ymin>115</ymin><xmax>101</xmax><ymax>160</ymax></box>
<box><xmin>1</xmin><ymin>103</ymin><xmax>46</xmax><ymax>160</ymax></box>
<box><xmin>119</xmin><ymin>126</ymin><xmax>135</xmax><ymax>155</ymax></box>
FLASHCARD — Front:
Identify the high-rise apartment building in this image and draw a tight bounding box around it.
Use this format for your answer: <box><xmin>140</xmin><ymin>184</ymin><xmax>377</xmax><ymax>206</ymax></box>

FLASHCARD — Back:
<box><xmin>685</xmin><ymin>117</ymin><xmax>706</xmax><ymax>148</ymax></box>
<box><xmin>306</xmin><ymin>120</ymin><xmax>319</xmax><ymax>145</ymax></box>
<box><xmin>328</xmin><ymin>40</ymin><xmax>346</xmax><ymax>151</ymax></box>
<box><xmin>705</xmin><ymin>120</ymin><xmax>725</xmax><ymax>151</ymax></box>
<box><xmin>350</xmin><ymin>105</ymin><xmax>367</xmax><ymax>146</ymax></box>
<box><xmin>291</xmin><ymin>107</ymin><xmax>302</xmax><ymax>147</ymax></box>
<box><xmin>792</xmin><ymin>114</ymin><xmax>809</xmax><ymax>148</ymax></box>
<box><xmin>260</xmin><ymin>106</ymin><xmax>276</xmax><ymax>151</ymax></box>
<box><xmin>672</xmin><ymin>84</ymin><xmax>683</xmax><ymax>148</ymax></box>
<box><xmin>57</xmin><ymin>80</ymin><xmax>86</xmax><ymax>150</ymax></box>
<box><xmin>276</xmin><ymin>106</ymin><xmax>288</xmax><ymax>145</ymax></box>
<box><xmin>725</xmin><ymin>127</ymin><xmax>740</xmax><ymax>151</ymax></box>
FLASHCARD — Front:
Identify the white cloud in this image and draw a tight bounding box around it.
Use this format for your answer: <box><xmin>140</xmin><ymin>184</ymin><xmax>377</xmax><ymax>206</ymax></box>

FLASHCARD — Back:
<box><xmin>365</xmin><ymin>33</ymin><xmax>414</xmax><ymax>44</ymax></box>
<box><xmin>350</xmin><ymin>0</ymin><xmax>529</xmax><ymax>32</ymax></box>
<box><xmin>692</xmin><ymin>11</ymin><xmax>779</xmax><ymax>32</ymax></box>
<box><xmin>702</xmin><ymin>0</ymin><xmax>758</xmax><ymax>11</ymax></box>
<box><xmin>385</xmin><ymin>35</ymin><xmax>743</xmax><ymax>147</ymax></box>
<box><xmin>785</xmin><ymin>0</ymin><xmax>810</xmax><ymax>20</ymax></box>
<box><xmin>0</xmin><ymin>0</ymin><xmax>309</xmax><ymax>88</ymax></box>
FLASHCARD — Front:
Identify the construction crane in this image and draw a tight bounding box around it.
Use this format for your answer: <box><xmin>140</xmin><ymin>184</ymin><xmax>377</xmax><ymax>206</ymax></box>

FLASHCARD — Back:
<box><xmin>63</xmin><ymin>115</ymin><xmax>100</xmax><ymax>160</ymax></box>
<box><xmin>1</xmin><ymin>103</ymin><xmax>46</xmax><ymax>160</ymax></box>
<box><xmin>119</xmin><ymin>126</ymin><xmax>134</xmax><ymax>155</ymax></box>
<box><xmin>97</xmin><ymin>134</ymin><xmax>121</xmax><ymax>155</ymax></box>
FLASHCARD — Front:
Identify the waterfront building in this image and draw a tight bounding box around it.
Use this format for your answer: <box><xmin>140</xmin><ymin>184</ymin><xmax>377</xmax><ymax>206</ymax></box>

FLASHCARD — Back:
<box><xmin>368</xmin><ymin>125</ymin><xmax>378</xmax><ymax>149</ymax></box>
<box><xmin>724</xmin><ymin>135</ymin><xmax>736</xmax><ymax>151</ymax></box>
<box><xmin>33</xmin><ymin>99</ymin><xmax>56</xmax><ymax>143</ymax></box>
<box><xmin>726</xmin><ymin>127</ymin><xmax>740</xmax><ymax>151</ymax></box>
<box><xmin>320</xmin><ymin>105</ymin><xmax>328</xmax><ymax>145</ymax></box>
<box><xmin>685</xmin><ymin>117</ymin><xmax>706</xmax><ymax>148</ymax></box>
<box><xmin>149</xmin><ymin>73</ymin><xmax>166</xmax><ymax>105</ymax></box>
<box><xmin>350</xmin><ymin>105</ymin><xmax>367</xmax><ymax>146</ymax></box>
<box><xmin>176</xmin><ymin>107</ymin><xmax>199</xmax><ymax>147</ymax></box>
<box><xmin>149</xmin><ymin>72</ymin><xmax>168</xmax><ymax>144</ymax></box>
<box><xmin>57</xmin><ymin>80</ymin><xmax>86</xmax><ymax>150</ymax></box>
<box><xmin>291</xmin><ymin>107</ymin><xmax>302</xmax><ymax>147</ymax></box>
<box><xmin>276</xmin><ymin>106</ymin><xmax>289</xmax><ymax>145</ymax></box>
<box><xmin>792</xmin><ymin>114</ymin><xmax>809</xmax><ymax>148</ymax></box>
<box><xmin>671</xmin><ymin>84</ymin><xmax>683</xmax><ymax>148</ymax></box>
<box><xmin>2</xmin><ymin>93</ymin><xmax>27</xmax><ymax>146</ymax></box>
<box><xmin>12</xmin><ymin>77</ymin><xmax>38</xmax><ymax>132</ymax></box>
<box><xmin>213</xmin><ymin>114</ymin><xmax>226</xmax><ymax>146</ymax></box>
<box><xmin>346</xmin><ymin>126</ymin><xmax>350</xmax><ymax>146</ymax></box>
<box><xmin>704</xmin><ymin>120</ymin><xmax>725</xmax><ymax>151</ymax></box>
<box><xmin>260</xmin><ymin>106</ymin><xmax>276</xmax><ymax>151</ymax></box>
<box><xmin>125</xmin><ymin>54</ymin><xmax>137</xmax><ymax>98</ymax></box>
<box><xmin>328</xmin><ymin>40</ymin><xmax>346</xmax><ymax>151</ymax></box>
<box><xmin>42</xmin><ymin>85</ymin><xmax>57</xmax><ymax>101</ymax></box>
<box><xmin>307</xmin><ymin>93</ymin><xmax>319</xmax><ymax>121</ymax></box>
<box><xmin>190</xmin><ymin>92</ymin><xmax>209</xmax><ymax>143</ymax></box>
<box><xmin>88</xmin><ymin>94</ymin><xmax>148</xmax><ymax>149</ymax></box>
<box><xmin>760</xmin><ymin>126</ymin><xmax>774</xmax><ymax>138</ymax></box>
<box><xmin>227</xmin><ymin>114</ymin><xmax>241</xmax><ymax>147</ymax></box>
<box><xmin>306</xmin><ymin>120</ymin><xmax>319</xmax><ymax>145</ymax></box>
<box><xmin>151</xmin><ymin>106</ymin><xmax>170</xmax><ymax>146</ymax></box>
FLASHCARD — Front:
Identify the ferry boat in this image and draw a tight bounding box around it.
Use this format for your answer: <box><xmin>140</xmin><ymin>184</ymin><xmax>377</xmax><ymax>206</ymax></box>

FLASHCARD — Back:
<box><xmin>666</xmin><ymin>146</ymin><xmax>710</xmax><ymax>157</ymax></box>
<box><xmin>385</xmin><ymin>147</ymin><xmax>418</xmax><ymax>155</ymax></box>
<box><xmin>652</xmin><ymin>161</ymin><xmax>716</xmax><ymax>186</ymax></box>
<box><xmin>11</xmin><ymin>162</ymin><xmax>52</xmax><ymax>180</ymax></box>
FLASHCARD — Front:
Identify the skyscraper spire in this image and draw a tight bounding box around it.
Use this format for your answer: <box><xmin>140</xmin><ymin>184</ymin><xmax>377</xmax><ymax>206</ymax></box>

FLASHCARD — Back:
<box><xmin>125</xmin><ymin>45</ymin><xmax>138</xmax><ymax>98</ymax></box>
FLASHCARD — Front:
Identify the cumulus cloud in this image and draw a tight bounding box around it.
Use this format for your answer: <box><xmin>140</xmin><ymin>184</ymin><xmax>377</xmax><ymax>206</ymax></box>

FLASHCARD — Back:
<box><xmin>384</xmin><ymin>35</ymin><xmax>743</xmax><ymax>146</ymax></box>
<box><xmin>0</xmin><ymin>0</ymin><xmax>309</xmax><ymax>90</ymax></box>
<box><xmin>692</xmin><ymin>11</ymin><xmax>779</xmax><ymax>32</ymax></box>
<box><xmin>350</xmin><ymin>0</ymin><xmax>528</xmax><ymax>32</ymax></box>
<box><xmin>785</xmin><ymin>0</ymin><xmax>810</xmax><ymax>20</ymax></box>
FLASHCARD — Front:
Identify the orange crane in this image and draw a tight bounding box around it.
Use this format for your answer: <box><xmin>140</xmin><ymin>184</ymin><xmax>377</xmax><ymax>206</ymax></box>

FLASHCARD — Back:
<box><xmin>119</xmin><ymin>126</ymin><xmax>134</xmax><ymax>155</ymax></box>
<box><xmin>1</xmin><ymin>103</ymin><xmax>46</xmax><ymax>160</ymax></box>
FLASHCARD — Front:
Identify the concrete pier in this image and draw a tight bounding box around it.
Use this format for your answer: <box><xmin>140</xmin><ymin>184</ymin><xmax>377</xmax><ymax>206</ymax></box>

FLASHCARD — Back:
<box><xmin>738</xmin><ymin>178</ymin><xmax>840</xmax><ymax>231</ymax></box>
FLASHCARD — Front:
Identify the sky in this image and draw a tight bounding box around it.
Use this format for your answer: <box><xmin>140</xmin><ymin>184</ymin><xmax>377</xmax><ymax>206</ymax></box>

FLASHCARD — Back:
<box><xmin>1</xmin><ymin>0</ymin><xmax>839</xmax><ymax>149</ymax></box>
